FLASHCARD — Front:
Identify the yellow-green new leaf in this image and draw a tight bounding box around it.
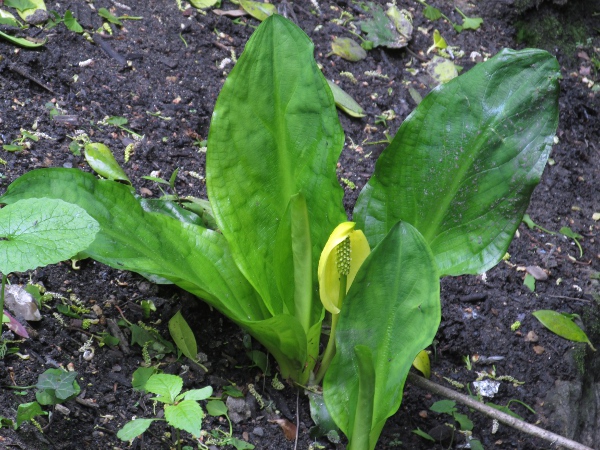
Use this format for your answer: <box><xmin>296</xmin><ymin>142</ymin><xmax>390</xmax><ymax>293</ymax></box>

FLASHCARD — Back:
<box><xmin>240</xmin><ymin>0</ymin><xmax>276</xmax><ymax>21</ymax></box>
<box><xmin>412</xmin><ymin>350</ymin><xmax>431</xmax><ymax>378</ymax></box>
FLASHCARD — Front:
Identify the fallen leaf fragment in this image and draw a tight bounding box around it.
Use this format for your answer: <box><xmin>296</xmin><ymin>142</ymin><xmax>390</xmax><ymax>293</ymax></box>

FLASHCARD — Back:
<box><xmin>330</xmin><ymin>37</ymin><xmax>367</xmax><ymax>62</ymax></box>
<box><xmin>524</xmin><ymin>330</ymin><xmax>539</xmax><ymax>342</ymax></box>
<box><xmin>533</xmin><ymin>345</ymin><xmax>545</xmax><ymax>355</ymax></box>
<box><xmin>526</xmin><ymin>265</ymin><xmax>548</xmax><ymax>281</ymax></box>
<box><xmin>270</xmin><ymin>418</ymin><xmax>297</xmax><ymax>440</ymax></box>
<box><xmin>212</xmin><ymin>9</ymin><xmax>248</xmax><ymax>17</ymax></box>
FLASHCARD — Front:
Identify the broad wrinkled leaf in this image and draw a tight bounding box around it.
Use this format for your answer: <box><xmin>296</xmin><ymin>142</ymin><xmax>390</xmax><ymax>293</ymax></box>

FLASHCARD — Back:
<box><xmin>324</xmin><ymin>222</ymin><xmax>440</xmax><ymax>448</ymax></box>
<box><xmin>533</xmin><ymin>310</ymin><xmax>595</xmax><ymax>350</ymax></box>
<box><xmin>354</xmin><ymin>49</ymin><xmax>560</xmax><ymax>276</ymax></box>
<box><xmin>327</xmin><ymin>80</ymin><xmax>366</xmax><ymax>118</ymax></box>
<box><xmin>0</xmin><ymin>198</ymin><xmax>99</xmax><ymax>274</ymax></box>
<box><xmin>84</xmin><ymin>142</ymin><xmax>131</xmax><ymax>184</ymax></box>
<box><xmin>0</xmin><ymin>169</ymin><xmax>268</xmax><ymax>322</ymax></box>
<box><xmin>207</xmin><ymin>15</ymin><xmax>346</xmax><ymax>315</ymax></box>
<box><xmin>330</xmin><ymin>37</ymin><xmax>367</xmax><ymax>62</ymax></box>
<box><xmin>168</xmin><ymin>311</ymin><xmax>198</xmax><ymax>361</ymax></box>
<box><xmin>117</xmin><ymin>418</ymin><xmax>156</xmax><ymax>441</ymax></box>
<box><xmin>165</xmin><ymin>400</ymin><xmax>204</xmax><ymax>437</ymax></box>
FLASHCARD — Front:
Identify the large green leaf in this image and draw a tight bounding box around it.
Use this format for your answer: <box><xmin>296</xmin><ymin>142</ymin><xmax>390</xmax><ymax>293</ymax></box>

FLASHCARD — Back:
<box><xmin>0</xmin><ymin>168</ymin><xmax>268</xmax><ymax>322</ymax></box>
<box><xmin>323</xmin><ymin>222</ymin><xmax>440</xmax><ymax>448</ymax></box>
<box><xmin>207</xmin><ymin>15</ymin><xmax>346</xmax><ymax>315</ymax></box>
<box><xmin>0</xmin><ymin>198</ymin><xmax>99</xmax><ymax>274</ymax></box>
<box><xmin>354</xmin><ymin>49</ymin><xmax>560</xmax><ymax>276</ymax></box>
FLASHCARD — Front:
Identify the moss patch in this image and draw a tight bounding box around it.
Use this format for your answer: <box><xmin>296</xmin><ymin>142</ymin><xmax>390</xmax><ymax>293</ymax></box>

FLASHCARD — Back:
<box><xmin>515</xmin><ymin>1</ymin><xmax>598</xmax><ymax>60</ymax></box>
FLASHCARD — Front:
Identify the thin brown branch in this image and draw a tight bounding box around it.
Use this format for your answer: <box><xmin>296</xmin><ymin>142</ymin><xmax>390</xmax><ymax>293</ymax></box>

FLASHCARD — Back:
<box><xmin>407</xmin><ymin>372</ymin><xmax>594</xmax><ymax>450</ymax></box>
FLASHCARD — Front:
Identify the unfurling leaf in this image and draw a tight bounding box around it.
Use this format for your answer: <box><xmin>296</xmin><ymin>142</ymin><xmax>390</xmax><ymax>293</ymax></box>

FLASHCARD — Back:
<box><xmin>412</xmin><ymin>350</ymin><xmax>431</xmax><ymax>378</ymax></box>
<box><xmin>168</xmin><ymin>311</ymin><xmax>198</xmax><ymax>361</ymax></box>
<box><xmin>326</xmin><ymin>80</ymin><xmax>366</xmax><ymax>118</ymax></box>
<box><xmin>84</xmin><ymin>142</ymin><xmax>131</xmax><ymax>184</ymax></box>
<box><xmin>533</xmin><ymin>310</ymin><xmax>596</xmax><ymax>351</ymax></box>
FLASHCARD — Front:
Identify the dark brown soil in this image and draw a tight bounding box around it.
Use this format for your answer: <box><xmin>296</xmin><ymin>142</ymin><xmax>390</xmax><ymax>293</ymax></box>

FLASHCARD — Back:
<box><xmin>0</xmin><ymin>0</ymin><xmax>599</xmax><ymax>449</ymax></box>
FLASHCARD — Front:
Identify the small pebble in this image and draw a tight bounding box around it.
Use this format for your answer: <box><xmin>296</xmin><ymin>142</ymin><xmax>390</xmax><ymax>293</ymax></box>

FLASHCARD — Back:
<box><xmin>252</xmin><ymin>427</ymin><xmax>264</xmax><ymax>437</ymax></box>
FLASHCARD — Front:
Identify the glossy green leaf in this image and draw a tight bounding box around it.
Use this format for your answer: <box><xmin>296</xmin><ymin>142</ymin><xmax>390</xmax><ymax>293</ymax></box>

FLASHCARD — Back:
<box><xmin>84</xmin><ymin>142</ymin><xmax>131</xmax><ymax>184</ymax></box>
<box><xmin>533</xmin><ymin>310</ymin><xmax>596</xmax><ymax>350</ymax></box>
<box><xmin>239</xmin><ymin>0</ymin><xmax>276</xmax><ymax>21</ymax></box>
<box><xmin>0</xmin><ymin>168</ymin><xmax>317</xmax><ymax>383</ymax></box>
<box><xmin>354</xmin><ymin>49</ymin><xmax>560</xmax><ymax>276</ymax></box>
<box><xmin>117</xmin><ymin>418</ymin><xmax>156</xmax><ymax>441</ymax></box>
<box><xmin>0</xmin><ymin>168</ymin><xmax>268</xmax><ymax>322</ymax></box>
<box><xmin>331</xmin><ymin>37</ymin><xmax>367</xmax><ymax>62</ymax></box>
<box><xmin>168</xmin><ymin>311</ymin><xmax>198</xmax><ymax>361</ymax></box>
<box><xmin>348</xmin><ymin>345</ymin><xmax>376</xmax><ymax>450</ymax></box>
<box><xmin>145</xmin><ymin>374</ymin><xmax>182</xmax><ymax>403</ymax></box>
<box><xmin>323</xmin><ymin>222</ymin><xmax>440</xmax><ymax>448</ymax></box>
<box><xmin>0</xmin><ymin>198</ymin><xmax>99</xmax><ymax>274</ymax></box>
<box><xmin>327</xmin><ymin>80</ymin><xmax>366</xmax><ymax>118</ymax></box>
<box><xmin>165</xmin><ymin>400</ymin><xmax>204</xmax><ymax>436</ymax></box>
<box><xmin>207</xmin><ymin>15</ymin><xmax>346</xmax><ymax>315</ymax></box>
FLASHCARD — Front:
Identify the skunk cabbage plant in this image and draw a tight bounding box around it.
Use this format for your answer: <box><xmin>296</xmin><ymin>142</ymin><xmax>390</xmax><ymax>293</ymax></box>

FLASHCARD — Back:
<box><xmin>0</xmin><ymin>15</ymin><xmax>559</xmax><ymax>449</ymax></box>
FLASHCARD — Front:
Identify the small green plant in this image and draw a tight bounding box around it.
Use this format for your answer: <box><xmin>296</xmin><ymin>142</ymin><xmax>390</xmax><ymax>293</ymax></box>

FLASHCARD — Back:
<box><xmin>117</xmin><ymin>372</ymin><xmax>212</xmax><ymax>449</ymax></box>
<box><xmin>2</xmin><ymin>129</ymin><xmax>39</xmax><ymax>152</ymax></box>
<box><xmin>0</xmin><ymin>16</ymin><xmax>560</xmax><ymax>449</ymax></box>
<box><xmin>5</xmin><ymin>367</ymin><xmax>81</xmax><ymax>429</ymax></box>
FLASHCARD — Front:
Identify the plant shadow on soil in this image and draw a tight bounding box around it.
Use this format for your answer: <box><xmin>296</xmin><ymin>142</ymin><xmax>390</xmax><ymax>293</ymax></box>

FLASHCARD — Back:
<box><xmin>0</xmin><ymin>0</ymin><xmax>599</xmax><ymax>449</ymax></box>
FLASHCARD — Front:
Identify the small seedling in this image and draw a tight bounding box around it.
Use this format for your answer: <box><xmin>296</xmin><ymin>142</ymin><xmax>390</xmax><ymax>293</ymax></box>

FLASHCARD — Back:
<box><xmin>168</xmin><ymin>310</ymin><xmax>208</xmax><ymax>372</ymax></box>
<box><xmin>117</xmin><ymin>372</ymin><xmax>212</xmax><ymax>450</ymax></box>
<box><xmin>99</xmin><ymin>116</ymin><xmax>144</xmax><ymax>140</ymax></box>
<box><xmin>2</xmin><ymin>129</ymin><xmax>39</xmax><ymax>152</ymax></box>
